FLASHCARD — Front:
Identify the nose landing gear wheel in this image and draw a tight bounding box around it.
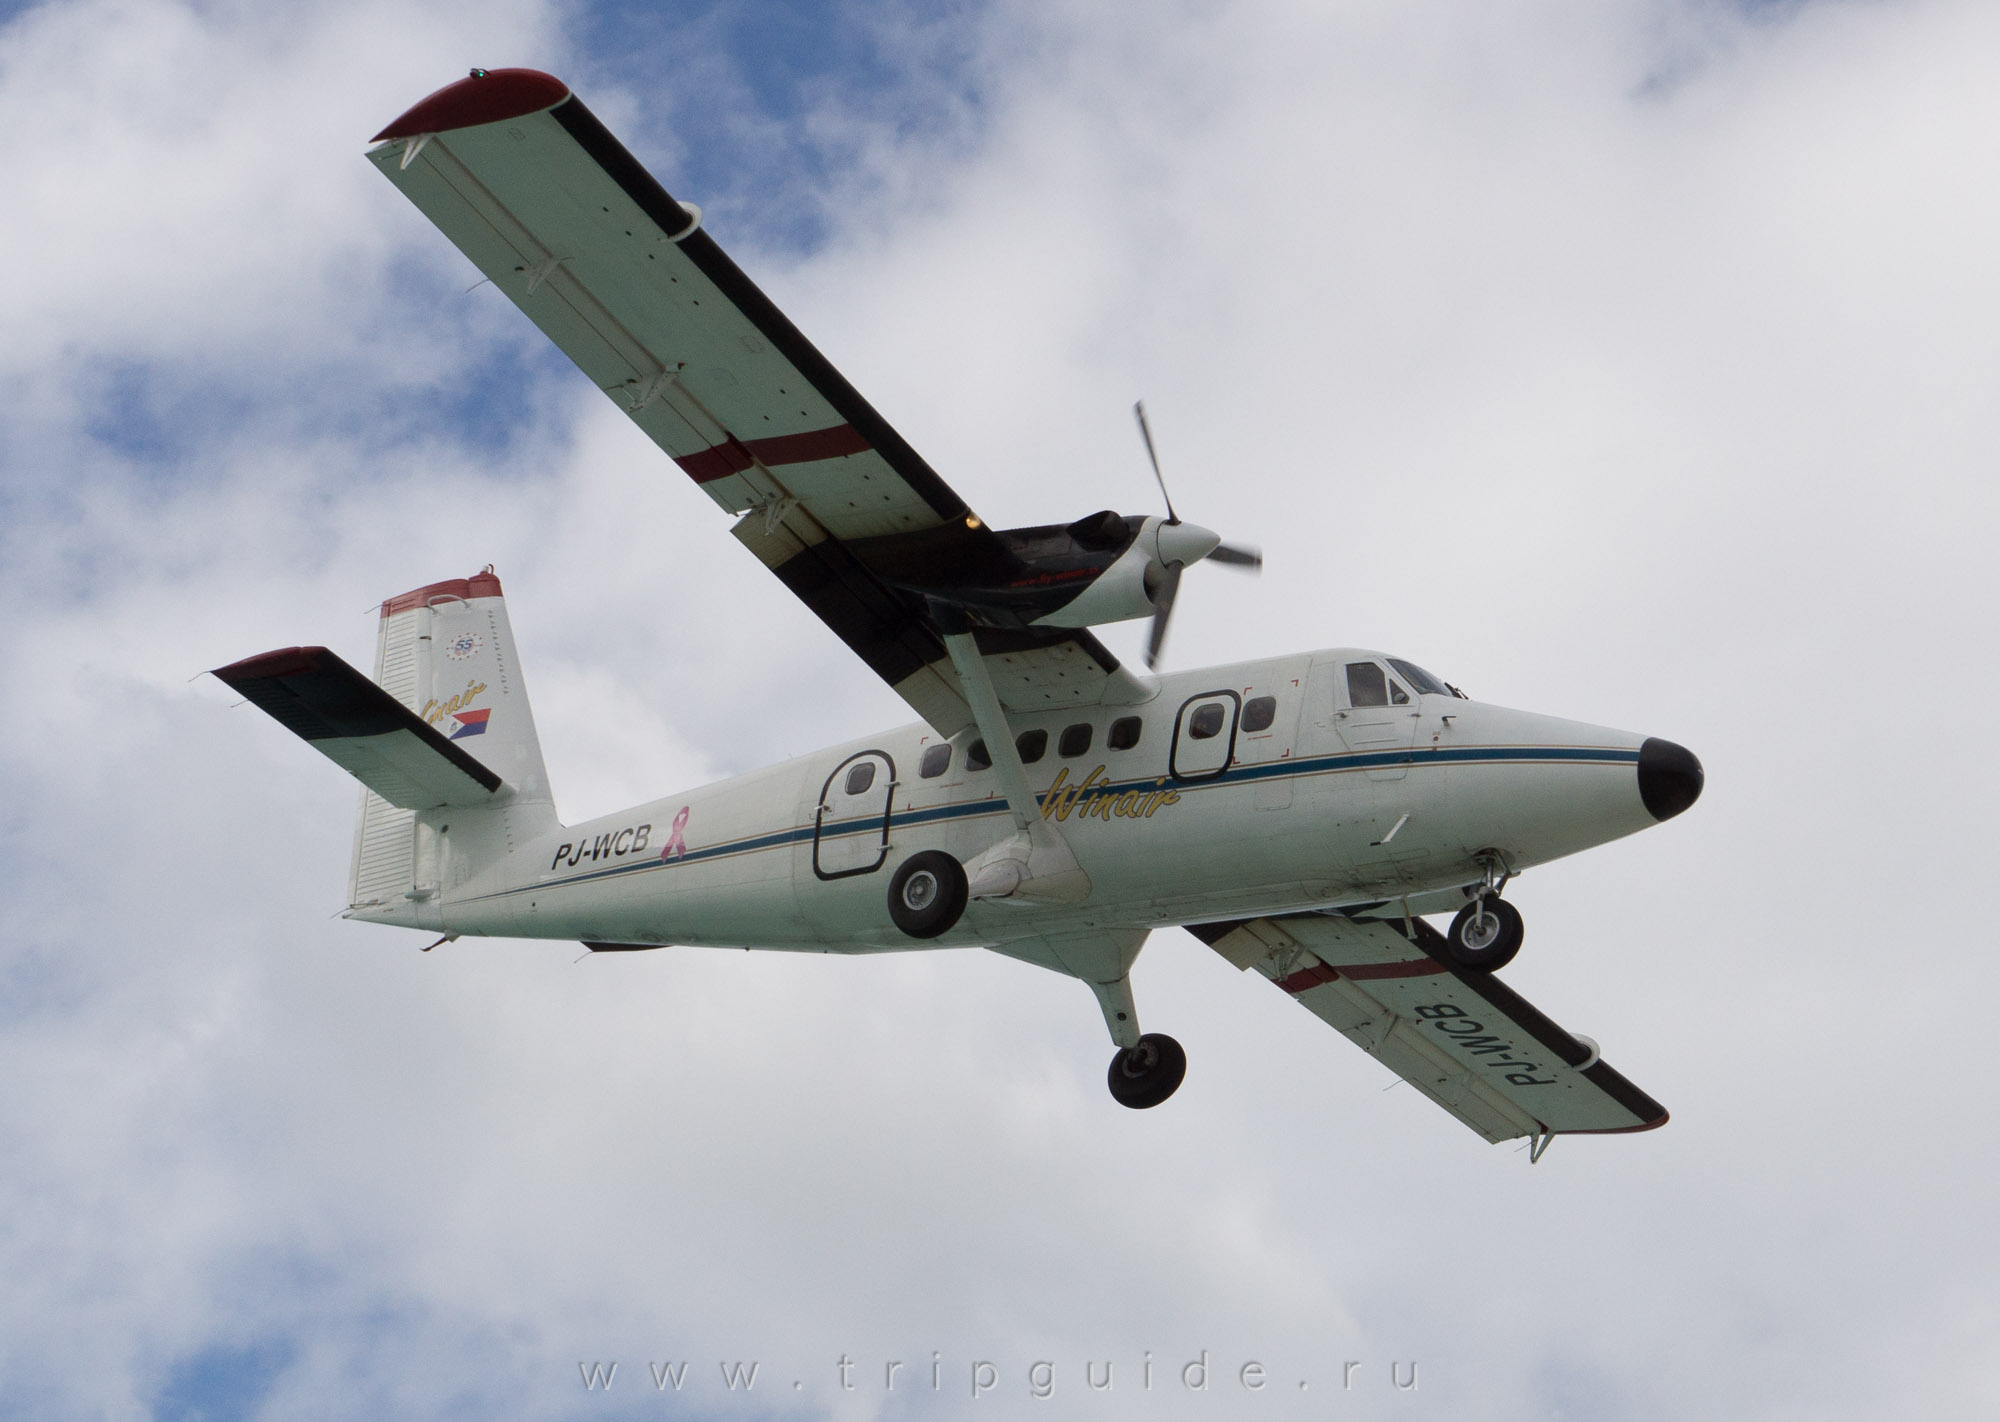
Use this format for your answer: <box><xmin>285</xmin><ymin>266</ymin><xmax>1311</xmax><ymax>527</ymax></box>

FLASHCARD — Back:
<box><xmin>1444</xmin><ymin>897</ymin><xmax>1524</xmax><ymax>971</ymax></box>
<box><xmin>886</xmin><ymin>850</ymin><xmax>968</xmax><ymax>939</ymax></box>
<box><xmin>1106</xmin><ymin>1032</ymin><xmax>1187</xmax><ymax>1109</ymax></box>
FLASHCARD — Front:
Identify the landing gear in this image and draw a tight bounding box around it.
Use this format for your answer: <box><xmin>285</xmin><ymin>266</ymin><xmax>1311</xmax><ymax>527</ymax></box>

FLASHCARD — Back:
<box><xmin>886</xmin><ymin>850</ymin><xmax>968</xmax><ymax>939</ymax></box>
<box><xmin>1444</xmin><ymin>896</ymin><xmax>1523</xmax><ymax>971</ymax></box>
<box><xmin>1106</xmin><ymin>1032</ymin><xmax>1187</xmax><ymax>1109</ymax></box>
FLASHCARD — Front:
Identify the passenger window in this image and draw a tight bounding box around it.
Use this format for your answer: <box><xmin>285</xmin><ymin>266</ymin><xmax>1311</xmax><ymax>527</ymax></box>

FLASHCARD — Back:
<box><xmin>1059</xmin><ymin>723</ymin><xmax>1093</xmax><ymax>758</ymax></box>
<box><xmin>1016</xmin><ymin>728</ymin><xmax>1048</xmax><ymax>764</ymax></box>
<box><xmin>1346</xmin><ymin>662</ymin><xmax>1389</xmax><ymax>708</ymax></box>
<box><xmin>844</xmin><ymin>762</ymin><xmax>876</xmax><ymax>795</ymax></box>
<box><xmin>1188</xmin><ymin>704</ymin><xmax>1225</xmax><ymax>740</ymax></box>
<box><xmin>966</xmin><ymin>739</ymin><xmax>991</xmax><ymax>772</ymax></box>
<box><xmin>919</xmin><ymin>744</ymin><xmax>952</xmax><ymax>779</ymax></box>
<box><xmin>1242</xmin><ymin>695</ymin><xmax>1276</xmax><ymax>733</ymax></box>
<box><xmin>1108</xmin><ymin>716</ymin><xmax>1142</xmax><ymax>750</ymax></box>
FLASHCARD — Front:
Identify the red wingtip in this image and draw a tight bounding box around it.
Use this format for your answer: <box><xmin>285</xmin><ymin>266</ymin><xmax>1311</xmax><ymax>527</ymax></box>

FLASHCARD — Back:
<box><xmin>371</xmin><ymin>68</ymin><xmax>571</xmax><ymax>143</ymax></box>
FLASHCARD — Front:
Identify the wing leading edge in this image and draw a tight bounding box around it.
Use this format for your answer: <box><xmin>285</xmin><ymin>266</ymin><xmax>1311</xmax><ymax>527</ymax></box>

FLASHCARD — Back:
<box><xmin>369</xmin><ymin>69</ymin><xmax>1148</xmax><ymax>737</ymax></box>
<box><xmin>1188</xmin><ymin>913</ymin><xmax>1667</xmax><ymax>1144</ymax></box>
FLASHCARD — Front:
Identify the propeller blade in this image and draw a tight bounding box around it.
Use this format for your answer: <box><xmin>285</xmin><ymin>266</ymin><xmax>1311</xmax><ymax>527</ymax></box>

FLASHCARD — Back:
<box><xmin>1145</xmin><ymin>559</ymin><xmax>1183</xmax><ymax>670</ymax></box>
<box><xmin>1206</xmin><ymin>541</ymin><xmax>1263</xmax><ymax>570</ymax></box>
<box><xmin>1133</xmin><ymin>400</ymin><xmax>1177</xmax><ymax>524</ymax></box>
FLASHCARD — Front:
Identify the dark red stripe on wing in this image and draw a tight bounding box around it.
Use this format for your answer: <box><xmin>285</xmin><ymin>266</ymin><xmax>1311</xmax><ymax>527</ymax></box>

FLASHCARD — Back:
<box><xmin>749</xmin><ymin>424</ymin><xmax>870</xmax><ymax>465</ymax></box>
<box><xmin>674</xmin><ymin>436</ymin><xmax>755</xmax><ymax>482</ymax></box>
<box><xmin>673</xmin><ymin>424</ymin><xmax>871</xmax><ymax>483</ymax></box>
<box><xmin>1273</xmin><ymin>956</ymin><xmax>1448</xmax><ymax>994</ymax></box>
<box><xmin>1274</xmin><ymin>961</ymin><xmax>1340</xmax><ymax>994</ymax></box>
<box><xmin>1340</xmin><ymin>958</ymin><xmax>1450</xmax><ymax>981</ymax></box>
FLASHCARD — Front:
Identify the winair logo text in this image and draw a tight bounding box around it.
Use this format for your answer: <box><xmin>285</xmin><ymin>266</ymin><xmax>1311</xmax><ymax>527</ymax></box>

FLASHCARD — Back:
<box><xmin>551</xmin><ymin>824</ymin><xmax>652</xmax><ymax>871</ymax></box>
<box><xmin>423</xmin><ymin>678</ymin><xmax>488</xmax><ymax>728</ymax></box>
<box><xmin>1041</xmin><ymin>767</ymin><xmax>1182</xmax><ymax>824</ymax></box>
<box><xmin>1414</xmin><ymin>1003</ymin><xmax>1557</xmax><ymax>1086</ymax></box>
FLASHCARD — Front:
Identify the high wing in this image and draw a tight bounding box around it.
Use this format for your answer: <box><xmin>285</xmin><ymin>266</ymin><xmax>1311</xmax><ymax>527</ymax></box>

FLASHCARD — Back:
<box><xmin>368</xmin><ymin>69</ymin><xmax>1148</xmax><ymax>737</ymax></box>
<box><xmin>1189</xmin><ymin>913</ymin><xmax>1667</xmax><ymax>1145</ymax></box>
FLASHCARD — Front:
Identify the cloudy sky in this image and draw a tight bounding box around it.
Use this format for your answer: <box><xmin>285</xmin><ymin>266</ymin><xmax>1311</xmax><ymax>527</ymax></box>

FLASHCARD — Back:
<box><xmin>3</xmin><ymin>0</ymin><xmax>1996</xmax><ymax>1417</ymax></box>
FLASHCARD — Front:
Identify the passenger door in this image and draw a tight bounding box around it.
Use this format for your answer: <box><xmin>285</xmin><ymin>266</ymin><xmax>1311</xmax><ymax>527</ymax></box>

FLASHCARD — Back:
<box><xmin>1171</xmin><ymin>691</ymin><xmax>1241</xmax><ymax>782</ymax></box>
<box><xmin>814</xmin><ymin>751</ymin><xmax>896</xmax><ymax>878</ymax></box>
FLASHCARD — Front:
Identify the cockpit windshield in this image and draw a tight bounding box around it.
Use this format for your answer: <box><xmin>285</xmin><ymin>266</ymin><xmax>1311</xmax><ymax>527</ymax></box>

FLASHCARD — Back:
<box><xmin>1387</xmin><ymin>658</ymin><xmax>1464</xmax><ymax>699</ymax></box>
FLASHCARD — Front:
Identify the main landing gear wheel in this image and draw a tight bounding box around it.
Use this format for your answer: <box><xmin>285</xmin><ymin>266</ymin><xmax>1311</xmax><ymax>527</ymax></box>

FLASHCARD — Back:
<box><xmin>1107</xmin><ymin>1032</ymin><xmax>1187</xmax><ymax>1109</ymax></box>
<box><xmin>886</xmin><ymin>850</ymin><xmax>968</xmax><ymax>939</ymax></box>
<box><xmin>1444</xmin><ymin>897</ymin><xmax>1524</xmax><ymax>972</ymax></box>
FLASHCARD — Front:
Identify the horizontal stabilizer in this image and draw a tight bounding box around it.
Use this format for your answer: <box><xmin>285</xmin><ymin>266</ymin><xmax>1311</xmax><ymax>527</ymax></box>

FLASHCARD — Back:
<box><xmin>1189</xmin><ymin>913</ymin><xmax>1666</xmax><ymax>1143</ymax></box>
<box><xmin>215</xmin><ymin>646</ymin><xmax>504</xmax><ymax>809</ymax></box>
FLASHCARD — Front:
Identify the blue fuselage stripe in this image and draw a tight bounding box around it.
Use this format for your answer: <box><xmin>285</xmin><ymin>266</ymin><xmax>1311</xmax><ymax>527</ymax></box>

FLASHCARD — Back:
<box><xmin>476</xmin><ymin>743</ymin><xmax>1640</xmax><ymax>900</ymax></box>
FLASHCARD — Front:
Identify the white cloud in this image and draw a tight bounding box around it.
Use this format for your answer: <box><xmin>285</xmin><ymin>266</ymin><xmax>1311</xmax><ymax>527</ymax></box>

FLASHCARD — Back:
<box><xmin>4</xmin><ymin>0</ymin><xmax>1998</xmax><ymax>1417</ymax></box>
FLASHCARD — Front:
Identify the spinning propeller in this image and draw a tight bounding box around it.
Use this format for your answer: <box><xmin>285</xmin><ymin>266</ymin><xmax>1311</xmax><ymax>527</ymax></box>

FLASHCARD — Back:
<box><xmin>1133</xmin><ymin>401</ymin><xmax>1262</xmax><ymax>669</ymax></box>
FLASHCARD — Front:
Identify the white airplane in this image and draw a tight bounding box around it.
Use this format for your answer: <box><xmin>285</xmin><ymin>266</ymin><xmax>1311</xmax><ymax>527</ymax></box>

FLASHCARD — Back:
<box><xmin>218</xmin><ymin>69</ymin><xmax>1703</xmax><ymax>1153</ymax></box>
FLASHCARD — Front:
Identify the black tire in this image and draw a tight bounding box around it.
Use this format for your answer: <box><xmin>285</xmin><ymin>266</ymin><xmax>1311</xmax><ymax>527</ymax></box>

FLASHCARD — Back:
<box><xmin>1106</xmin><ymin>1032</ymin><xmax>1188</xmax><ymax>1109</ymax></box>
<box><xmin>886</xmin><ymin>850</ymin><xmax>968</xmax><ymax>939</ymax></box>
<box><xmin>1444</xmin><ymin>897</ymin><xmax>1524</xmax><ymax>971</ymax></box>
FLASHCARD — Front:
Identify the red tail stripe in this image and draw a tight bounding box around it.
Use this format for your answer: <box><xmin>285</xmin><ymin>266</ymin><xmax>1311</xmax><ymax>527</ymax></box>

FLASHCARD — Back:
<box><xmin>380</xmin><ymin>570</ymin><xmax>505</xmax><ymax>618</ymax></box>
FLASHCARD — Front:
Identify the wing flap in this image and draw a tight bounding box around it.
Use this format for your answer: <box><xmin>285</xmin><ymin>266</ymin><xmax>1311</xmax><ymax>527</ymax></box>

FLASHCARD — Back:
<box><xmin>215</xmin><ymin>647</ymin><xmax>504</xmax><ymax>810</ymax></box>
<box><xmin>1189</xmin><ymin>913</ymin><xmax>1667</xmax><ymax>1143</ymax></box>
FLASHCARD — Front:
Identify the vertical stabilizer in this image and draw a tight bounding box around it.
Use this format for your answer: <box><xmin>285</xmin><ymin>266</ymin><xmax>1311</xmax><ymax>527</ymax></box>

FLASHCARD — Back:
<box><xmin>348</xmin><ymin>567</ymin><xmax>557</xmax><ymax>917</ymax></box>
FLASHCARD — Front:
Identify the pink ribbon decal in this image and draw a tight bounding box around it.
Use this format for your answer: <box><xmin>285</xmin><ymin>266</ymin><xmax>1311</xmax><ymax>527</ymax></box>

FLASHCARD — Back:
<box><xmin>659</xmin><ymin>805</ymin><xmax>690</xmax><ymax>862</ymax></box>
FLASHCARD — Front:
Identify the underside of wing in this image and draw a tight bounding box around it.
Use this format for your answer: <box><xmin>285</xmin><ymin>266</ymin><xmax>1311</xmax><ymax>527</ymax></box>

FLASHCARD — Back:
<box><xmin>1189</xmin><ymin>913</ymin><xmax>1667</xmax><ymax>1143</ymax></box>
<box><xmin>369</xmin><ymin>70</ymin><xmax>1148</xmax><ymax>737</ymax></box>
<box><xmin>214</xmin><ymin>646</ymin><xmax>504</xmax><ymax>809</ymax></box>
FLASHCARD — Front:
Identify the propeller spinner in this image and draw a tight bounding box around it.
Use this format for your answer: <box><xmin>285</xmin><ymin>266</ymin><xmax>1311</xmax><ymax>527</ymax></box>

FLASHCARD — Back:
<box><xmin>1132</xmin><ymin>401</ymin><xmax>1261</xmax><ymax>669</ymax></box>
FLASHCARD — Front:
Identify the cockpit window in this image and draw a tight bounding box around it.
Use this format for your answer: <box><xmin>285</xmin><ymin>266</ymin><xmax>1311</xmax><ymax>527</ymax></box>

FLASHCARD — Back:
<box><xmin>1389</xmin><ymin>678</ymin><xmax>1410</xmax><ymax>705</ymax></box>
<box><xmin>1346</xmin><ymin>661</ymin><xmax>1390</xmax><ymax>707</ymax></box>
<box><xmin>1388</xmin><ymin>658</ymin><xmax>1452</xmax><ymax>697</ymax></box>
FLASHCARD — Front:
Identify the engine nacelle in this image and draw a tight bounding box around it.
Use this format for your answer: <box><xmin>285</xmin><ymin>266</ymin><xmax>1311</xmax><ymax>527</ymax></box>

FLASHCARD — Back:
<box><xmin>1028</xmin><ymin>522</ymin><xmax>1161</xmax><ymax>628</ymax></box>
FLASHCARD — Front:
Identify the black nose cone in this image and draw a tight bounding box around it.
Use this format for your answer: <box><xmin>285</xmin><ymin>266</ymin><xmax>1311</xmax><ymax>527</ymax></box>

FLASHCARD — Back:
<box><xmin>1638</xmin><ymin>738</ymin><xmax>1704</xmax><ymax>821</ymax></box>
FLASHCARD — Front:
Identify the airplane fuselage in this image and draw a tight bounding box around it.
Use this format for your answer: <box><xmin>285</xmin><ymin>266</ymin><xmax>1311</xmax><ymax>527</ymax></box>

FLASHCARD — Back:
<box><xmin>360</xmin><ymin>647</ymin><xmax>1679</xmax><ymax>953</ymax></box>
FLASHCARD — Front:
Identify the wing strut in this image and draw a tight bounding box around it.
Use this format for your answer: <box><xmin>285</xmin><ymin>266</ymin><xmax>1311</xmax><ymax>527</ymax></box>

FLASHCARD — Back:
<box><xmin>937</xmin><ymin>617</ymin><xmax>1090</xmax><ymax>906</ymax></box>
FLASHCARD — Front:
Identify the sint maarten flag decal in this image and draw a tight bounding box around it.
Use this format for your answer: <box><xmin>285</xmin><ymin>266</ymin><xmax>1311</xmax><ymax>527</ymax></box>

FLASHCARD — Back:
<box><xmin>449</xmin><ymin>707</ymin><xmax>492</xmax><ymax>740</ymax></box>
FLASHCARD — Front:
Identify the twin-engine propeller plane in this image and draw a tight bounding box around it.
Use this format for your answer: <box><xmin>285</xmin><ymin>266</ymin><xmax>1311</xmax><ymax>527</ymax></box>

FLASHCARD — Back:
<box><xmin>217</xmin><ymin>70</ymin><xmax>1703</xmax><ymax>1153</ymax></box>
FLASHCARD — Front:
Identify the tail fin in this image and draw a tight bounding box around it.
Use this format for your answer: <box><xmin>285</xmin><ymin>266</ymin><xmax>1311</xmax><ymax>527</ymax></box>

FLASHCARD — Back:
<box><xmin>218</xmin><ymin>566</ymin><xmax>557</xmax><ymax>925</ymax></box>
<box><xmin>376</xmin><ymin>566</ymin><xmax>553</xmax><ymax>806</ymax></box>
<box><xmin>355</xmin><ymin>567</ymin><xmax>557</xmax><ymax>914</ymax></box>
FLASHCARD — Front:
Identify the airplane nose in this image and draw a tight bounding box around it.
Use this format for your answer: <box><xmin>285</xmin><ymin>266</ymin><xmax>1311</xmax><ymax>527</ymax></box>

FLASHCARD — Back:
<box><xmin>1637</xmin><ymin>738</ymin><xmax>1704</xmax><ymax>821</ymax></box>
